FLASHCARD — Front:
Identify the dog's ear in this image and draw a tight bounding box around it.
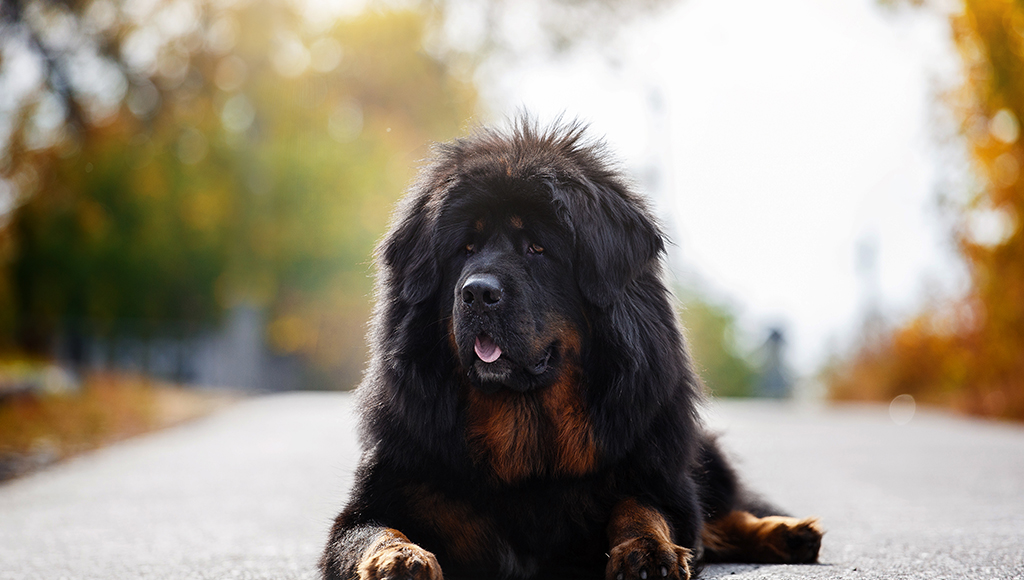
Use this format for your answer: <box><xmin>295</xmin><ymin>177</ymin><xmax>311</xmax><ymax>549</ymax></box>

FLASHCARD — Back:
<box><xmin>379</xmin><ymin>193</ymin><xmax>439</xmax><ymax>304</ymax></box>
<box><xmin>555</xmin><ymin>177</ymin><xmax>665</xmax><ymax>308</ymax></box>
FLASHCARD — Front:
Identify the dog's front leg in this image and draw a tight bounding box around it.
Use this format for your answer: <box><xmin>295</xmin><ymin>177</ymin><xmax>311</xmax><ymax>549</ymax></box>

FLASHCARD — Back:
<box><xmin>606</xmin><ymin>499</ymin><xmax>693</xmax><ymax>580</ymax></box>
<box><xmin>321</xmin><ymin>523</ymin><xmax>442</xmax><ymax>580</ymax></box>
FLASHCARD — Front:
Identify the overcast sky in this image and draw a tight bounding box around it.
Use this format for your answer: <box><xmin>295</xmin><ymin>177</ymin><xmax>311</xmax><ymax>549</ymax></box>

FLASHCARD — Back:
<box><xmin>480</xmin><ymin>0</ymin><xmax>964</xmax><ymax>375</ymax></box>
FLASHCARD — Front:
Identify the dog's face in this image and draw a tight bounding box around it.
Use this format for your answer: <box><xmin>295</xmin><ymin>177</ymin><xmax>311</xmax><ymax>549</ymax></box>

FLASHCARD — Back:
<box><xmin>379</xmin><ymin>125</ymin><xmax>666</xmax><ymax>400</ymax></box>
<box><xmin>438</xmin><ymin>181</ymin><xmax>585</xmax><ymax>394</ymax></box>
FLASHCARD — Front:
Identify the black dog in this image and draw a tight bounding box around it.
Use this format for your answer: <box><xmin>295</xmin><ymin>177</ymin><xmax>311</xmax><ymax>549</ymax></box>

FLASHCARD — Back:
<box><xmin>320</xmin><ymin>120</ymin><xmax>823</xmax><ymax>580</ymax></box>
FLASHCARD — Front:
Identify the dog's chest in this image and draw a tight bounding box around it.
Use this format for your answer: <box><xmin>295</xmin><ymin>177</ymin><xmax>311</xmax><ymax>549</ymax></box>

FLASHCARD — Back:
<box><xmin>463</xmin><ymin>374</ymin><xmax>598</xmax><ymax>483</ymax></box>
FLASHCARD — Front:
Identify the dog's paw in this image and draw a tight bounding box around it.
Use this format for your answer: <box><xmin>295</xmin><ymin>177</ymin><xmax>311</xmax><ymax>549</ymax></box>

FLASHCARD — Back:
<box><xmin>607</xmin><ymin>536</ymin><xmax>692</xmax><ymax>580</ymax></box>
<box><xmin>769</xmin><ymin>517</ymin><xmax>823</xmax><ymax>564</ymax></box>
<box><xmin>358</xmin><ymin>542</ymin><xmax>443</xmax><ymax>580</ymax></box>
<box><xmin>702</xmin><ymin>511</ymin><xmax>825</xmax><ymax>564</ymax></box>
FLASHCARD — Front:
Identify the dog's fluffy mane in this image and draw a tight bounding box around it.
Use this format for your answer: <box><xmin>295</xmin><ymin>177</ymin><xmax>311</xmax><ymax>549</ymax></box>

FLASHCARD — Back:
<box><xmin>357</xmin><ymin>118</ymin><xmax>703</xmax><ymax>477</ymax></box>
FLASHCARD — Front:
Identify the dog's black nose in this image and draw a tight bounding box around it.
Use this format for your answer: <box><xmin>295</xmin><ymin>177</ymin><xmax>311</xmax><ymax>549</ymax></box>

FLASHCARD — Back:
<box><xmin>462</xmin><ymin>274</ymin><xmax>503</xmax><ymax>310</ymax></box>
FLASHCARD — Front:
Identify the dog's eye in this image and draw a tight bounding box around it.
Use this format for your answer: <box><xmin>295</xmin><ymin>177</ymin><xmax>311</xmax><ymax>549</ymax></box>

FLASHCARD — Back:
<box><xmin>465</xmin><ymin>243</ymin><xmax>475</xmax><ymax>255</ymax></box>
<box><xmin>527</xmin><ymin>243</ymin><xmax>544</xmax><ymax>255</ymax></box>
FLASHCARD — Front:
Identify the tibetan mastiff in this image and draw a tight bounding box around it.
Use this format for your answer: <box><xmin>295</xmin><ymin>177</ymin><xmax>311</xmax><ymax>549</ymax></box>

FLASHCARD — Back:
<box><xmin>320</xmin><ymin>120</ymin><xmax>823</xmax><ymax>580</ymax></box>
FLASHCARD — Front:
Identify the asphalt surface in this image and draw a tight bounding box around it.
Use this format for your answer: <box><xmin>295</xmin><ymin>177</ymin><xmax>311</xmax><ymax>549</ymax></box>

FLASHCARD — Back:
<box><xmin>1</xmin><ymin>393</ymin><xmax>1022</xmax><ymax>580</ymax></box>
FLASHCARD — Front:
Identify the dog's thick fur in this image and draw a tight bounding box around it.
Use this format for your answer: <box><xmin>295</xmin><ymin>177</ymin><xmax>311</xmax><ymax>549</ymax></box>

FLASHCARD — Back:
<box><xmin>320</xmin><ymin>121</ymin><xmax>823</xmax><ymax>580</ymax></box>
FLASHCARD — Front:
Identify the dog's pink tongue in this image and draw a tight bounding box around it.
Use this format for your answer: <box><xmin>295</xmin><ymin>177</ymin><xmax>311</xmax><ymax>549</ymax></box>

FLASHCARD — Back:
<box><xmin>474</xmin><ymin>335</ymin><xmax>502</xmax><ymax>363</ymax></box>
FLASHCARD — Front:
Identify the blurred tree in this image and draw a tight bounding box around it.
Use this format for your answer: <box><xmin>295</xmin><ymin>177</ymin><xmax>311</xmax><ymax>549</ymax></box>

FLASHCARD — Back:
<box><xmin>830</xmin><ymin>0</ymin><xmax>1024</xmax><ymax>419</ymax></box>
<box><xmin>0</xmin><ymin>0</ymin><xmax>476</xmax><ymax>382</ymax></box>
<box><xmin>677</xmin><ymin>288</ymin><xmax>757</xmax><ymax>398</ymax></box>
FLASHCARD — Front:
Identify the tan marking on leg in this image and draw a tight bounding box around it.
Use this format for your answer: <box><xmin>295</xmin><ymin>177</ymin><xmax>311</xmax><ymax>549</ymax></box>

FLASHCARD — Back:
<box><xmin>701</xmin><ymin>510</ymin><xmax>823</xmax><ymax>564</ymax></box>
<box><xmin>357</xmin><ymin>528</ymin><xmax>442</xmax><ymax>580</ymax></box>
<box><xmin>607</xmin><ymin>499</ymin><xmax>692</xmax><ymax>580</ymax></box>
<box><xmin>405</xmin><ymin>485</ymin><xmax>496</xmax><ymax>564</ymax></box>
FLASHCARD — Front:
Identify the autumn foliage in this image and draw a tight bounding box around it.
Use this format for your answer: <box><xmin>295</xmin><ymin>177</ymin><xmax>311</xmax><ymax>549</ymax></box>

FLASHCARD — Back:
<box><xmin>829</xmin><ymin>0</ymin><xmax>1024</xmax><ymax>420</ymax></box>
<box><xmin>0</xmin><ymin>1</ymin><xmax>476</xmax><ymax>383</ymax></box>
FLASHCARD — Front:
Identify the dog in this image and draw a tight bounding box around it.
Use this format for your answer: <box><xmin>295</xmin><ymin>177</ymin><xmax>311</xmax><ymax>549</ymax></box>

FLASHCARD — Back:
<box><xmin>320</xmin><ymin>119</ymin><xmax>823</xmax><ymax>580</ymax></box>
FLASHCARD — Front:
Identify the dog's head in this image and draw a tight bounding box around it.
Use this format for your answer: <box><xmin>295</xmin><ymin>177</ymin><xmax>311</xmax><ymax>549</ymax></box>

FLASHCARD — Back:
<box><xmin>378</xmin><ymin>120</ymin><xmax>665</xmax><ymax>394</ymax></box>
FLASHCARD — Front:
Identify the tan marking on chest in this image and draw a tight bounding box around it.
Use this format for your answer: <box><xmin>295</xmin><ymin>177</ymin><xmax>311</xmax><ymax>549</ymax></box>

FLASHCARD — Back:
<box><xmin>464</xmin><ymin>365</ymin><xmax>597</xmax><ymax>483</ymax></box>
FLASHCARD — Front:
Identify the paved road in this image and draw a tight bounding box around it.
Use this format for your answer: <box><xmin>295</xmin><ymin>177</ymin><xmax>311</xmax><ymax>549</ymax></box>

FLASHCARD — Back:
<box><xmin>1</xmin><ymin>393</ymin><xmax>1022</xmax><ymax>579</ymax></box>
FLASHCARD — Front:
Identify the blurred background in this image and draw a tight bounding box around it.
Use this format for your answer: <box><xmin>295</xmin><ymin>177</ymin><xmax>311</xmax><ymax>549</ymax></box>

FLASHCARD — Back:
<box><xmin>1</xmin><ymin>0</ymin><xmax>1022</xmax><ymax>478</ymax></box>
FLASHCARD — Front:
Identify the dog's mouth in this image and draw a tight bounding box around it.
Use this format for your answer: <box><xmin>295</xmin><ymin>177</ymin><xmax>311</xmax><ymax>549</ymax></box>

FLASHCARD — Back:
<box><xmin>472</xmin><ymin>334</ymin><xmax>556</xmax><ymax>384</ymax></box>
<box><xmin>474</xmin><ymin>334</ymin><xmax>502</xmax><ymax>363</ymax></box>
